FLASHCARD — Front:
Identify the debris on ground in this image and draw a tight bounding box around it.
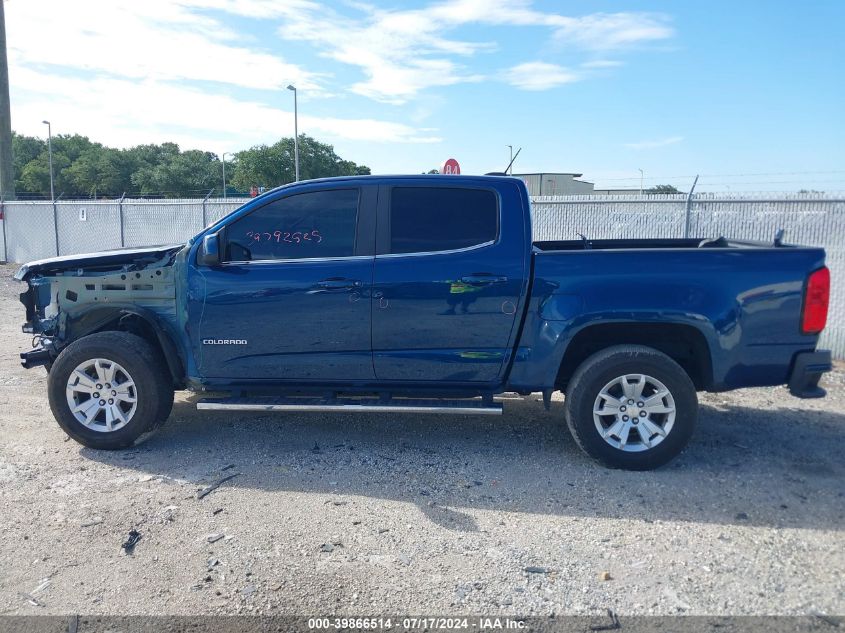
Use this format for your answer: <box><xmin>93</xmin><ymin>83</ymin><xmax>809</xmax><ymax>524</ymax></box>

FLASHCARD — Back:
<box><xmin>197</xmin><ymin>473</ymin><xmax>240</xmax><ymax>500</ymax></box>
<box><xmin>524</xmin><ymin>566</ymin><xmax>549</xmax><ymax>574</ymax></box>
<box><xmin>31</xmin><ymin>580</ymin><xmax>51</xmax><ymax>594</ymax></box>
<box><xmin>600</xmin><ymin>571</ymin><xmax>612</xmax><ymax>581</ymax></box>
<box><xmin>589</xmin><ymin>609</ymin><xmax>620</xmax><ymax>631</ymax></box>
<box><xmin>207</xmin><ymin>533</ymin><xmax>225</xmax><ymax>544</ymax></box>
<box><xmin>19</xmin><ymin>593</ymin><xmax>45</xmax><ymax>607</ymax></box>
<box><xmin>160</xmin><ymin>506</ymin><xmax>178</xmax><ymax>522</ymax></box>
<box><xmin>121</xmin><ymin>529</ymin><xmax>142</xmax><ymax>554</ymax></box>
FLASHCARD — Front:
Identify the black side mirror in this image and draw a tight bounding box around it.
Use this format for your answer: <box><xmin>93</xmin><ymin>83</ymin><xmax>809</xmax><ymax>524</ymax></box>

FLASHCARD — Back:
<box><xmin>198</xmin><ymin>233</ymin><xmax>220</xmax><ymax>266</ymax></box>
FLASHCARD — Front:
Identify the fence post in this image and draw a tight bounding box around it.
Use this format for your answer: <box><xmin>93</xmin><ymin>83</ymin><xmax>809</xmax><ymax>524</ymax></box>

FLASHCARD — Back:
<box><xmin>52</xmin><ymin>198</ymin><xmax>60</xmax><ymax>256</ymax></box>
<box><xmin>118</xmin><ymin>192</ymin><xmax>126</xmax><ymax>247</ymax></box>
<box><xmin>201</xmin><ymin>189</ymin><xmax>213</xmax><ymax>228</ymax></box>
<box><xmin>0</xmin><ymin>200</ymin><xmax>6</xmax><ymax>263</ymax></box>
<box><xmin>684</xmin><ymin>175</ymin><xmax>699</xmax><ymax>238</ymax></box>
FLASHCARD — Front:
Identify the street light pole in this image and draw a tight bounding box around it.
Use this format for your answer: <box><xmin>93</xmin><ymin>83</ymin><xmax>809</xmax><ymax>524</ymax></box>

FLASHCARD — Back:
<box><xmin>507</xmin><ymin>145</ymin><xmax>513</xmax><ymax>175</ymax></box>
<box><xmin>638</xmin><ymin>168</ymin><xmax>644</xmax><ymax>195</ymax></box>
<box><xmin>42</xmin><ymin>120</ymin><xmax>55</xmax><ymax>202</ymax></box>
<box><xmin>286</xmin><ymin>85</ymin><xmax>300</xmax><ymax>182</ymax></box>
<box><xmin>221</xmin><ymin>152</ymin><xmax>229</xmax><ymax>199</ymax></box>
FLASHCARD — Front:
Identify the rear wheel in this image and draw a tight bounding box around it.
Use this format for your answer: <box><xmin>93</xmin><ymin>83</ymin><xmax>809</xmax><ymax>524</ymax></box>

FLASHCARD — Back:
<box><xmin>48</xmin><ymin>332</ymin><xmax>174</xmax><ymax>449</ymax></box>
<box><xmin>564</xmin><ymin>345</ymin><xmax>697</xmax><ymax>470</ymax></box>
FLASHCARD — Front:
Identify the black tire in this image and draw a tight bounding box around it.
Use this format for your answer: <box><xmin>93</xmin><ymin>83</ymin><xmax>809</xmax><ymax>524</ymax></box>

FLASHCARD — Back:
<box><xmin>47</xmin><ymin>331</ymin><xmax>174</xmax><ymax>449</ymax></box>
<box><xmin>564</xmin><ymin>345</ymin><xmax>697</xmax><ymax>470</ymax></box>
<box><xmin>151</xmin><ymin>387</ymin><xmax>175</xmax><ymax>431</ymax></box>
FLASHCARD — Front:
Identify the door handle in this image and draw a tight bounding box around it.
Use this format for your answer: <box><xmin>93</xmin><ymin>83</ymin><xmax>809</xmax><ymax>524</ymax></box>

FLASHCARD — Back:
<box><xmin>316</xmin><ymin>278</ymin><xmax>362</xmax><ymax>291</ymax></box>
<box><xmin>460</xmin><ymin>274</ymin><xmax>508</xmax><ymax>286</ymax></box>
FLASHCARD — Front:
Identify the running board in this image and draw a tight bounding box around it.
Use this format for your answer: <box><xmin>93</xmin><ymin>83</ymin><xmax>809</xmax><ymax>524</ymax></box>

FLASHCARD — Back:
<box><xmin>196</xmin><ymin>396</ymin><xmax>503</xmax><ymax>415</ymax></box>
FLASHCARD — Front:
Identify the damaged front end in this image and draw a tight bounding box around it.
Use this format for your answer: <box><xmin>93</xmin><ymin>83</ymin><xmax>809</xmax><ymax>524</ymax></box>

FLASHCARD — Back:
<box><xmin>16</xmin><ymin>245</ymin><xmax>185</xmax><ymax>370</ymax></box>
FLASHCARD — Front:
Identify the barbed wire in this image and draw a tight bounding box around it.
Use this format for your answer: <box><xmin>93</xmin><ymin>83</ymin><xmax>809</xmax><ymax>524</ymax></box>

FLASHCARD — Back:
<box><xmin>587</xmin><ymin>170</ymin><xmax>845</xmax><ymax>182</ymax></box>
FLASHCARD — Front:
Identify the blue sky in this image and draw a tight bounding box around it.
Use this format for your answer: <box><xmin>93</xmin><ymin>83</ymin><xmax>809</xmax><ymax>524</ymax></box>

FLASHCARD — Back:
<box><xmin>7</xmin><ymin>0</ymin><xmax>845</xmax><ymax>191</ymax></box>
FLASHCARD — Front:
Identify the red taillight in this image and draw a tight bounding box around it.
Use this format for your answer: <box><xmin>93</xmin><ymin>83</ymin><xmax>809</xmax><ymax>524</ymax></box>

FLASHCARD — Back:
<box><xmin>802</xmin><ymin>267</ymin><xmax>830</xmax><ymax>334</ymax></box>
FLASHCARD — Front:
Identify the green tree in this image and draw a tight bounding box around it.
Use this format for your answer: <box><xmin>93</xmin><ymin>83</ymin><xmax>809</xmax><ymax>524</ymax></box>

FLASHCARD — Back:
<box><xmin>131</xmin><ymin>148</ymin><xmax>220</xmax><ymax>197</ymax></box>
<box><xmin>9</xmin><ymin>131</ymin><xmax>369</xmax><ymax>199</ymax></box>
<box><xmin>12</xmin><ymin>132</ymin><xmax>45</xmax><ymax>191</ymax></box>
<box><xmin>19</xmin><ymin>152</ymin><xmax>56</xmax><ymax>197</ymax></box>
<box><xmin>17</xmin><ymin>134</ymin><xmax>107</xmax><ymax>198</ymax></box>
<box><xmin>64</xmin><ymin>147</ymin><xmax>127</xmax><ymax>198</ymax></box>
<box><xmin>646</xmin><ymin>184</ymin><xmax>681</xmax><ymax>194</ymax></box>
<box><xmin>231</xmin><ymin>135</ymin><xmax>370</xmax><ymax>191</ymax></box>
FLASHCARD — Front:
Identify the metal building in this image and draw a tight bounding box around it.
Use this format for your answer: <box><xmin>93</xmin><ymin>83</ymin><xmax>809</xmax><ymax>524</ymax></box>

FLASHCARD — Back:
<box><xmin>512</xmin><ymin>172</ymin><xmax>595</xmax><ymax>196</ymax></box>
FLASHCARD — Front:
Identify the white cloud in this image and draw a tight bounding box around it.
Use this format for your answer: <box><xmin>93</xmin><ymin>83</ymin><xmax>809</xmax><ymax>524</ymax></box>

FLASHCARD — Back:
<box><xmin>4</xmin><ymin>0</ymin><xmax>675</xmax><ymax>153</ymax></box>
<box><xmin>5</xmin><ymin>0</ymin><xmax>323</xmax><ymax>92</ymax></box>
<box><xmin>550</xmin><ymin>12</ymin><xmax>674</xmax><ymax>50</ymax></box>
<box><xmin>269</xmin><ymin>3</ymin><xmax>490</xmax><ymax>104</ymax></box>
<box><xmin>198</xmin><ymin>0</ymin><xmax>674</xmax><ymax>104</ymax></box>
<box><xmin>11</xmin><ymin>68</ymin><xmax>441</xmax><ymax>151</ymax></box>
<box><xmin>581</xmin><ymin>60</ymin><xmax>625</xmax><ymax>69</ymax></box>
<box><xmin>6</xmin><ymin>0</ymin><xmax>444</xmax><ymax>147</ymax></box>
<box><xmin>504</xmin><ymin>62</ymin><xmax>580</xmax><ymax>91</ymax></box>
<box><xmin>624</xmin><ymin>136</ymin><xmax>684</xmax><ymax>150</ymax></box>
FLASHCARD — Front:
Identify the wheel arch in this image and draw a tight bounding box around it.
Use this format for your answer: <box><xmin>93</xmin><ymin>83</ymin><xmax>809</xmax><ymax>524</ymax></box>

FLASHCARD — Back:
<box><xmin>62</xmin><ymin>306</ymin><xmax>185</xmax><ymax>388</ymax></box>
<box><xmin>556</xmin><ymin>321</ymin><xmax>714</xmax><ymax>392</ymax></box>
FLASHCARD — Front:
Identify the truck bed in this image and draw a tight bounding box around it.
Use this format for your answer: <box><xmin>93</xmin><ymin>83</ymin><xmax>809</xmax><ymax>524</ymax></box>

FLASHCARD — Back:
<box><xmin>517</xmin><ymin>239</ymin><xmax>827</xmax><ymax>393</ymax></box>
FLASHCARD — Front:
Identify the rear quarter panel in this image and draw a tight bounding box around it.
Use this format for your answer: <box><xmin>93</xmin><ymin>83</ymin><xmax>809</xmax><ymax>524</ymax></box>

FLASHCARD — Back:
<box><xmin>507</xmin><ymin>246</ymin><xmax>826</xmax><ymax>392</ymax></box>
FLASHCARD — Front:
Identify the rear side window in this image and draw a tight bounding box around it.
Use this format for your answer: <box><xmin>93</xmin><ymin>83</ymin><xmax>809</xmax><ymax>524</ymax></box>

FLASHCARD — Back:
<box><xmin>389</xmin><ymin>187</ymin><xmax>498</xmax><ymax>254</ymax></box>
<box><xmin>225</xmin><ymin>189</ymin><xmax>359</xmax><ymax>261</ymax></box>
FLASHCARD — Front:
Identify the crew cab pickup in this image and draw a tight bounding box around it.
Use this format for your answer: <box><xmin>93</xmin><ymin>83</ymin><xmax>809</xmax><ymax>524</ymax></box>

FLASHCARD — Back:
<box><xmin>16</xmin><ymin>175</ymin><xmax>832</xmax><ymax>469</ymax></box>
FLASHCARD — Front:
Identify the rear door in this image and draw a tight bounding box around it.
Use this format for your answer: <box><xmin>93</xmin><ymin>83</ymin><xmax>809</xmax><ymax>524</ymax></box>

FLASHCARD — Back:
<box><xmin>371</xmin><ymin>180</ymin><xmax>529</xmax><ymax>384</ymax></box>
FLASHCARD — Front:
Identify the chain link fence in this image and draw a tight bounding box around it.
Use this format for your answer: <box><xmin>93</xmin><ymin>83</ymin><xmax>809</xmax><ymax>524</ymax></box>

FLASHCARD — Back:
<box><xmin>0</xmin><ymin>197</ymin><xmax>244</xmax><ymax>261</ymax></box>
<box><xmin>1</xmin><ymin>192</ymin><xmax>843</xmax><ymax>356</ymax></box>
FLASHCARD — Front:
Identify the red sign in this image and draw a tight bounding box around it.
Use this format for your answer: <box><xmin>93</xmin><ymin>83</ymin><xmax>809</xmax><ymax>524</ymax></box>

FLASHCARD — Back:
<box><xmin>442</xmin><ymin>158</ymin><xmax>461</xmax><ymax>175</ymax></box>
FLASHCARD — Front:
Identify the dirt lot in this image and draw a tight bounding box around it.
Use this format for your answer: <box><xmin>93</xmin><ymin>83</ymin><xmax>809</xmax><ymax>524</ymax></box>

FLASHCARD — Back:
<box><xmin>0</xmin><ymin>263</ymin><xmax>842</xmax><ymax>617</ymax></box>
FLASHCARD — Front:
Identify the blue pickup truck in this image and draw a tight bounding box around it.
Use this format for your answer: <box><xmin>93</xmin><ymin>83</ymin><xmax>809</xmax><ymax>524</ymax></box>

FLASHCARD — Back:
<box><xmin>16</xmin><ymin>175</ymin><xmax>832</xmax><ymax>469</ymax></box>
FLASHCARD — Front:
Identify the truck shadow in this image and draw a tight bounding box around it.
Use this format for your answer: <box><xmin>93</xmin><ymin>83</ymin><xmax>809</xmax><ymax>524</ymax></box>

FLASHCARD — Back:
<box><xmin>80</xmin><ymin>394</ymin><xmax>845</xmax><ymax>532</ymax></box>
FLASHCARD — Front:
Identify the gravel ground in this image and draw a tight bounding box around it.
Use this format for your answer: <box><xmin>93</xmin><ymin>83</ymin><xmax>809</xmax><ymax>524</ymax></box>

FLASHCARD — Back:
<box><xmin>0</xmin><ymin>263</ymin><xmax>842</xmax><ymax>617</ymax></box>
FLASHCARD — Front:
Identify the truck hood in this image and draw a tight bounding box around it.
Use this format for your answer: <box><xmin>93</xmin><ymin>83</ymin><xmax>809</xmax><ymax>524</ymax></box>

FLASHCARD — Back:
<box><xmin>15</xmin><ymin>244</ymin><xmax>185</xmax><ymax>281</ymax></box>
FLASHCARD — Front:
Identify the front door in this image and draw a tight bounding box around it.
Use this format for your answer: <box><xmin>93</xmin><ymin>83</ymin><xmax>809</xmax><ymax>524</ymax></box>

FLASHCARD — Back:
<box><xmin>371</xmin><ymin>181</ymin><xmax>529</xmax><ymax>384</ymax></box>
<box><xmin>188</xmin><ymin>184</ymin><xmax>377</xmax><ymax>382</ymax></box>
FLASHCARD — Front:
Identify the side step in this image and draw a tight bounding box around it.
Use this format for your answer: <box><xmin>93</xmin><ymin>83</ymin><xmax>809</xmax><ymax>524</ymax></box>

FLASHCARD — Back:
<box><xmin>196</xmin><ymin>396</ymin><xmax>503</xmax><ymax>415</ymax></box>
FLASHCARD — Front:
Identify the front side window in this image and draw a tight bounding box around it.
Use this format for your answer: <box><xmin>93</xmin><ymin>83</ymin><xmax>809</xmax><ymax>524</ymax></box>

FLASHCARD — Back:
<box><xmin>224</xmin><ymin>189</ymin><xmax>359</xmax><ymax>261</ymax></box>
<box><xmin>389</xmin><ymin>187</ymin><xmax>498</xmax><ymax>254</ymax></box>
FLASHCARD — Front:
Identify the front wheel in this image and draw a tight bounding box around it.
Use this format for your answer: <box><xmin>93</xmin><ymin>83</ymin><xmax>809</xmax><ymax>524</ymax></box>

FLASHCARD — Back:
<box><xmin>47</xmin><ymin>331</ymin><xmax>173</xmax><ymax>449</ymax></box>
<box><xmin>564</xmin><ymin>345</ymin><xmax>698</xmax><ymax>470</ymax></box>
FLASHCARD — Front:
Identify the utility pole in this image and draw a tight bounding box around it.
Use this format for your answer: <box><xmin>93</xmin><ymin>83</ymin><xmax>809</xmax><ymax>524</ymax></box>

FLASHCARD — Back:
<box><xmin>0</xmin><ymin>0</ymin><xmax>15</xmax><ymax>201</ymax></box>
<box><xmin>43</xmin><ymin>120</ymin><xmax>54</xmax><ymax>201</ymax></box>
<box><xmin>221</xmin><ymin>152</ymin><xmax>229</xmax><ymax>198</ymax></box>
<box><xmin>286</xmin><ymin>85</ymin><xmax>300</xmax><ymax>182</ymax></box>
<box><xmin>638</xmin><ymin>168</ymin><xmax>644</xmax><ymax>194</ymax></box>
